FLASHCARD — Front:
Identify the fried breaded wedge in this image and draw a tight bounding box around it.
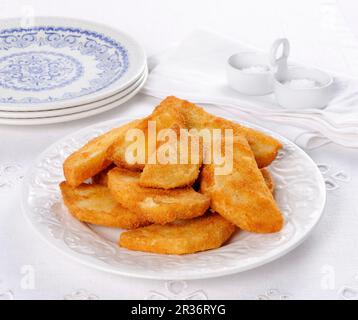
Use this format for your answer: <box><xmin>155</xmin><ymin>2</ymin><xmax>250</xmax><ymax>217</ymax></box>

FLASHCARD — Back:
<box><xmin>158</xmin><ymin>96</ymin><xmax>282</xmax><ymax>168</ymax></box>
<box><xmin>106</xmin><ymin>118</ymin><xmax>149</xmax><ymax>171</ymax></box>
<box><xmin>119</xmin><ymin>213</ymin><xmax>235</xmax><ymax>255</ymax></box>
<box><xmin>109</xmin><ymin>102</ymin><xmax>202</xmax><ymax>188</ymax></box>
<box><xmin>139</xmin><ymin>133</ymin><xmax>203</xmax><ymax>189</ymax></box>
<box><xmin>60</xmin><ymin>182</ymin><xmax>149</xmax><ymax>229</ymax></box>
<box><xmin>139</xmin><ymin>163</ymin><xmax>201</xmax><ymax>189</ymax></box>
<box><xmin>107</xmin><ymin>101</ymin><xmax>187</xmax><ymax>171</ymax></box>
<box><xmin>108</xmin><ymin>167</ymin><xmax>210</xmax><ymax>224</ymax></box>
<box><xmin>261</xmin><ymin>168</ymin><xmax>275</xmax><ymax>194</ymax></box>
<box><xmin>63</xmin><ymin>120</ymin><xmax>141</xmax><ymax>187</ymax></box>
<box><xmin>200</xmin><ymin>135</ymin><xmax>283</xmax><ymax>233</ymax></box>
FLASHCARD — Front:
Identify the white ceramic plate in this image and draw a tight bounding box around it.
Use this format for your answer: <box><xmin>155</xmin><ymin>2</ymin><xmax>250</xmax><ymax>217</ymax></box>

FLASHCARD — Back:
<box><xmin>22</xmin><ymin>118</ymin><xmax>326</xmax><ymax>280</ymax></box>
<box><xmin>0</xmin><ymin>17</ymin><xmax>146</xmax><ymax>111</ymax></box>
<box><xmin>0</xmin><ymin>66</ymin><xmax>147</xmax><ymax>119</ymax></box>
<box><xmin>0</xmin><ymin>70</ymin><xmax>147</xmax><ymax>125</ymax></box>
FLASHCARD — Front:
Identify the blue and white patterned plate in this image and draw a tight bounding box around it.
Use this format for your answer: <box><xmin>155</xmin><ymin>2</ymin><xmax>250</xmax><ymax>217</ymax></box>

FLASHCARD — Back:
<box><xmin>0</xmin><ymin>17</ymin><xmax>146</xmax><ymax>111</ymax></box>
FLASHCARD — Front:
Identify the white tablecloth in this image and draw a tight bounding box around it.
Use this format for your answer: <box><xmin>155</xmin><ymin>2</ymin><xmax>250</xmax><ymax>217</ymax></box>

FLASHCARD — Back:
<box><xmin>1</xmin><ymin>0</ymin><xmax>358</xmax><ymax>300</ymax></box>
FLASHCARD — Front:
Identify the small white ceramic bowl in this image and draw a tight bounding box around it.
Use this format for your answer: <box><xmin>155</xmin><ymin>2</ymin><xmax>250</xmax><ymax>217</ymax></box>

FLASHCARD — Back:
<box><xmin>226</xmin><ymin>52</ymin><xmax>273</xmax><ymax>95</ymax></box>
<box><xmin>273</xmin><ymin>67</ymin><xmax>334</xmax><ymax>109</ymax></box>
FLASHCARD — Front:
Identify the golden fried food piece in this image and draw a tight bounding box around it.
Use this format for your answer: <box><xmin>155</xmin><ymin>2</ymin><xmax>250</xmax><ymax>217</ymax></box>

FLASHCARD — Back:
<box><xmin>107</xmin><ymin>101</ymin><xmax>187</xmax><ymax>170</ymax></box>
<box><xmin>107</xmin><ymin>167</ymin><xmax>210</xmax><ymax>224</ymax></box>
<box><xmin>140</xmin><ymin>163</ymin><xmax>201</xmax><ymax>189</ymax></box>
<box><xmin>200</xmin><ymin>135</ymin><xmax>284</xmax><ymax>233</ymax></box>
<box><xmin>158</xmin><ymin>96</ymin><xmax>282</xmax><ymax>168</ymax></box>
<box><xmin>106</xmin><ymin>118</ymin><xmax>149</xmax><ymax>171</ymax></box>
<box><xmin>60</xmin><ymin>182</ymin><xmax>149</xmax><ymax>229</ymax></box>
<box><xmin>119</xmin><ymin>213</ymin><xmax>235</xmax><ymax>255</ymax></box>
<box><xmin>139</xmin><ymin>134</ymin><xmax>203</xmax><ymax>189</ymax></box>
<box><xmin>109</xmin><ymin>100</ymin><xmax>203</xmax><ymax>188</ymax></box>
<box><xmin>63</xmin><ymin>120</ymin><xmax>141</xmax><ymax>187</ymax></box>
<box><xmin>261</xmin><ymin>168</ymin><xmax>275</xmax><ymax>194</ymax></box>
<box><xmin>108</xmin><ymin>100</ymin><xmax>203</xmax><ymax>189</ymax></box>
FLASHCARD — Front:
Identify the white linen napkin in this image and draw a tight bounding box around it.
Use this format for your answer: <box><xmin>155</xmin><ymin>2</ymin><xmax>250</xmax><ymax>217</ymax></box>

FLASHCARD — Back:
<box><xmin>143</xmin><ymin>29</ymin><xmax>358</xmax><ymax>148</ymax></box>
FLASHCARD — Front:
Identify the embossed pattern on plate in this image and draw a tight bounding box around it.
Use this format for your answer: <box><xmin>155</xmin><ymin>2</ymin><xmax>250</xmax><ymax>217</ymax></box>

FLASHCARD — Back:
<box><xmin>22</xmin><ymin>118</ymin><xmax>326</xmax><ymax>280</ymax></box>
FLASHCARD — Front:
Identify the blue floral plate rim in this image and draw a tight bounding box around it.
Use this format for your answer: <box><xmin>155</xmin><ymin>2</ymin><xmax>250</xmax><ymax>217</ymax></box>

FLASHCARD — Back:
<box><xmin>0</xmin><ymin>16</ymin><xmax>146</xmax><ymax>111</ymax></box>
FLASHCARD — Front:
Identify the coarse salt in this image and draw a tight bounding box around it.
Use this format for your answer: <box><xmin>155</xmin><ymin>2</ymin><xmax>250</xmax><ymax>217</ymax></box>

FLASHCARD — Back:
<box><xmin>284</xmin><ymin>78</ymin><xmax>319</xmax><ymax>89</ymax></box>
<box><xmin>241</xmin><ymin>65</ymin><xmax>269</xmax><ymax>74</ymax></box>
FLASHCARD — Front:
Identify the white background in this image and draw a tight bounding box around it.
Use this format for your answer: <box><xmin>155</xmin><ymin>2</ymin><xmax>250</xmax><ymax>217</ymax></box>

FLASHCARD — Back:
<box><xmin>1</xmin><ymin>0</ymin><xmax>358</xmax><ymax>300</ymax></box>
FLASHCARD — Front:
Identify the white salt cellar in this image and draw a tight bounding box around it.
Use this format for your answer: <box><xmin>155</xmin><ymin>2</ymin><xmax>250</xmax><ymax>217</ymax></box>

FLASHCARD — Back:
<box><xmin>270</xmin><ymin>38</ymin><xmax>334</xmax><ymax>109</ymax></box>
<box><xmin>226</xmin><ymin>52</ymin><xmax>273</xmax><ymax>95</ymax></box>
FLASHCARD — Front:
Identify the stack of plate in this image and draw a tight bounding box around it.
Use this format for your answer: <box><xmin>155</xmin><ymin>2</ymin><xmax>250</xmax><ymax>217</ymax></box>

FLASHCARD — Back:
<box><xmin>0</xmin><ymin>17</ymin><xmax>147</xmax><ymax>125</ymax></box>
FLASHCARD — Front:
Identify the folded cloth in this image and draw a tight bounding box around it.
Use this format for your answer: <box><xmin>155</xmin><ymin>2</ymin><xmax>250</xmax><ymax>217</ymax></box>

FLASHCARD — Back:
<box><xmin>143</xmin><ymin>29</ymin><xmax>358</xmax><ymax>148</ymax></box>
